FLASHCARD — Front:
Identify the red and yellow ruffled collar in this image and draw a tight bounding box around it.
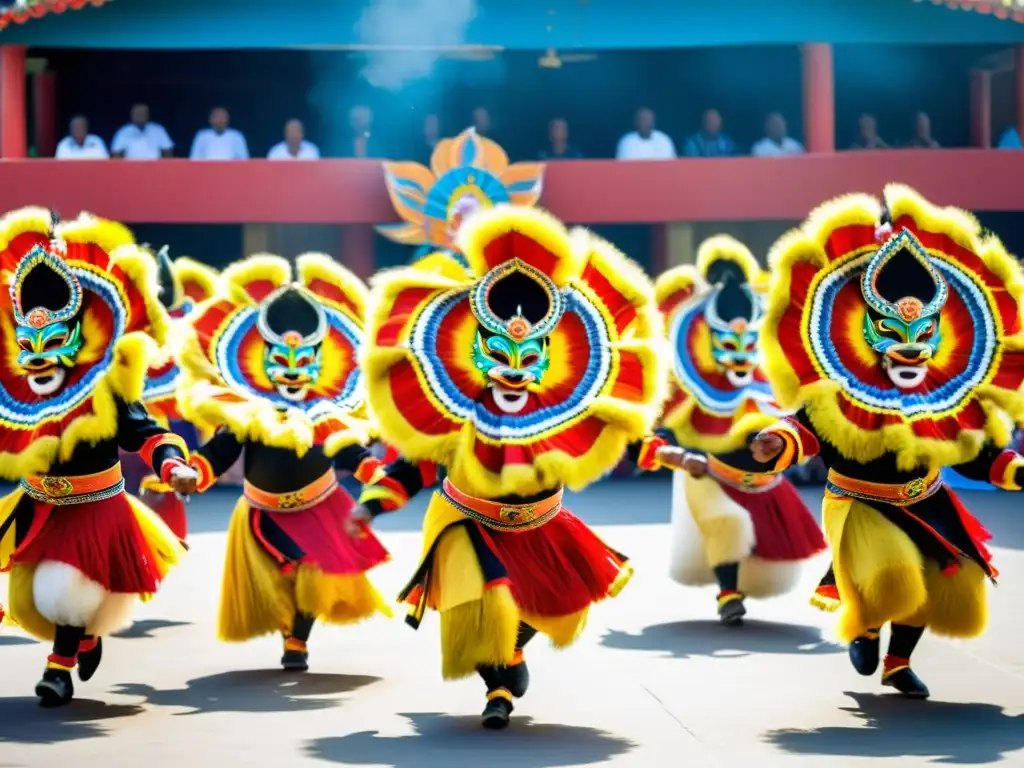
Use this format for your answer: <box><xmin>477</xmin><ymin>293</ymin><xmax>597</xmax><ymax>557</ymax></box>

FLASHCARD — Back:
<box><xmin>175</xmin><ymin>253</ymin><xmax>373</xmax><ymax>457</ymax></box>
<box><xmin>363</xmin><ymin>205</ymin><xmax>668</xmax><ymax>498</ymax></box>
<box><xmin>762</xmin><ymin>183</ymin><xmax>1024</xmax><ymax>470</ymax></box>
<box><xmin>0</xmin><ymin>208</ymin><xmax>169</xmax><ymax>479</ymax></box>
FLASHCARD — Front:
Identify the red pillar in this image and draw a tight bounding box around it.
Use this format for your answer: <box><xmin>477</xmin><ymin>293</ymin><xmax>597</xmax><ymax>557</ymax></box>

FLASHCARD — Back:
<box><xmin>340</xmin><ymin>225</ymin><xmax>376</xmax><ymax>280</ymax></box>
<box><xmin>802</xmin><ymin>43</ymin><xmax>835</xmax><ymax>154</ymax></box>
<box><xmin>970</xmin><ymin>70</ymin><xmax>992</xmax><ymax>149</ymax></box>
<box><xmin>32</xmin><ymin>71</ymin><xmax>56</xmax><ymax>158</ymax></box>
<box><xmin>0</xmin><ymin>45</ymin><xmax>27</xmax><ymax>159</ymax></box>
<box><xmin>1016</xmin><ymin>47</ymin><xmax>1024</xmax><ymax>141</ymax></box>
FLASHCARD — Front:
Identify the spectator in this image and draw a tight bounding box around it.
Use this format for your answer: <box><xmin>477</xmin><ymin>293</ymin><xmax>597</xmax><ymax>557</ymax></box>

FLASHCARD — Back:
<box><xmin>418</xmin><ymin>113</ymin><xmax>441</xmax><ymax>163</ymax></box>
<box><xmin>267</xmin><ymin>119</ymin><xmax>320</xmax><ymax>160</ymax></box>
<box><xmin>111</xmin><ymin>103</ymin><xmax>174</xmax><ymax>160</ymax></box>
<box><xmin>55</xmin><ymin>115</ymin><xmax>108</xmax><ymax>160</ymax></box>
<box><xmin>684</xmin><ymin>109</ymin><xmax>736</xmax><ymax>157</ymax></box>
<box><xmin>907</xmin><ymin>112</ymin><xmax>940</xmax><ymax>148</ymax></box>
<box><xmin>751</xmin><ymin>112</ymin><xmax>804</xmax><ymax>157</ymax></box>
<box><xmin>344</xmin><ymin>105</ymin><xmax>381</xmax><ymax>158</ymax></box>
<box><xmin>616</xmin><ymin>108</ymin><xmax>676</xmax><ymax>160</ymax></box>
<box><xmin>472</xmin><ymin>107</ymin><xmax>492</xmax><ymax>139</ymax></box>
<box><xmin>998</xmin><ymin>126</ymin><xmax>1022</xmax><ymax>149</ymax></box>
<box><xmin>850</xmin><ymin>113</ymin><xmax>889</xmax><ymax>150</ymax></box>
<box><xmin>190</xmin><ymin>107</ymin><xmax>249</xmax><ymax>160</ymax></box>
<box><xmin>538</xmin><ymin>118</ymin><xmax>583</xmax><ymax>160</ymax></box>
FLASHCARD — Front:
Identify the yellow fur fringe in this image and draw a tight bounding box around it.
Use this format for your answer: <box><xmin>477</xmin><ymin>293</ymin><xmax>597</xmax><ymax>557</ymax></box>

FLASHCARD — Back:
<box><xmin>695</xmin><ymin>234</ymin><xmax>765</xmax><ymax>286</ymax></box>
<box><xmin>654</xmin><ymin>265</ymin><xmax>704</xmax><ymax>307</ymax></box>
<box><xmin>173</xmin><ymin>257</ymin><xmax>219</xmax><ymax>303</ymax></box>
<box><xmin>761</xmin><ymin>185</ymin><xmax>1024</xmax><ymax>470</ymax></box>
<box><xmin>295</xmin><ymin>251</ymin><xmax>368</xmax><ymax>317</ymax></box>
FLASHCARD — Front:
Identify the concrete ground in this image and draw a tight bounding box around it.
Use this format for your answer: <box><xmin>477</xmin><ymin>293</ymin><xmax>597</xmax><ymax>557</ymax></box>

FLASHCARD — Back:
<box><xmin>2</xmin><ymin>476</ymin><xmax>1024</xmax><ymax>767</ymax></box>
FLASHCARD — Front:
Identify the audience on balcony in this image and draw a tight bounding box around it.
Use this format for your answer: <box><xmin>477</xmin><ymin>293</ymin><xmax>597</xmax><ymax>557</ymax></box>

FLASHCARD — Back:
<box><xmin>342</xmin><ymin>105</ymin><xmax>383</xmax><ymax>158</ymax></box>
<box><xmin>616</xmin><ymin>108</ymin><xmax>677</xmax><ymax>160</ymax></box>
<box><xmin>751</xmin><ymin>112</ymin><xmax>804</xmax><ymax>157</ymax></box>
<box><xmin>190</xmin><ymin>107</ymin><xmax>249</xmax><ymax>161</ymax></box>
<box><xmin>267</xmin><ymin>119</ymin><xmax>320</xmax><ymax>160</ymax></box>
<box><xmin>111</xmin><ymin>103</ymin><xmax>174</xmax><ymax>160</ymax></box>
<box><xmin>850</xmin><ymin>113</ymin><xmax>889</xmax><ymax>150</ymax></box>
<box><xmin>538</xmin><ymin>118</ymin><xmax>583</xmax><ymax>160</ymax></box>
<box><xmin>684</xmin><ymin>109</ymin><xmax>736</xmax><ymax>157</ymax></box>
<box><xmin>416</xmin><ymin>113</ymin><xmax>441</xmax><ymax>163</ymax></box>
<box><xmin>55</xmin><ymin>115</ymin><xmax>109</xmax><ymax>160</ymax></box>
<box><xmin>906</xmin><ymin>111</ymin><xmax>940</xmax><ymax>148</ymax></box>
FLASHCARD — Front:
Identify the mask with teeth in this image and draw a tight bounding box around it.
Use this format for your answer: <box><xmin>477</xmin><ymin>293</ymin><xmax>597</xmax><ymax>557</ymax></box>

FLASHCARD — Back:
<box><xmin>257</xmin><ymin>285</ymin><xmax>326</xmax><ymax>403</ymax></box>
<box><xmin>861</xmin><ymin>226</ymin><xmax>947</xmax><ymax>391</ymax></box>
<box><xmin>469</xmin><ymin>258</ymin><xmax>564</xmax><ymax>415</ymax></box>
<box><xmin>703</xmin><ymin>261</ymin><xmax>763</xmax><ymax>389</ymax></box>
<box><xmin>12</xmin><ymin>242</ymin><xmax>85</xmax><ymax>397</ymax></box>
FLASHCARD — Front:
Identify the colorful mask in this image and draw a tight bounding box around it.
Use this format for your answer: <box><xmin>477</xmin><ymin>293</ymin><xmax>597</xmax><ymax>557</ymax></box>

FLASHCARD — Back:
<box><xmin>469</xmin><ymin>258</ymin><xmax>563</xmax><ymax>414</ymax></box>
<box><xmin>11</xmin><ymin>242</ymin><xmax>84</xmax><ymax>396</ymax></box>
<box><xmin>257</xmin><ymin>285</ymin><xmax>327</xmax><ymax>403</ymax></box>
<box><xmin>861</xmin><ymin>227</ymin><xmax>947</xmax><ymax>390</ymax></box>
<box><xmin>704</xmin><ymin>264</ymin><xmax>764</xmax><ymax>388</ymax></box>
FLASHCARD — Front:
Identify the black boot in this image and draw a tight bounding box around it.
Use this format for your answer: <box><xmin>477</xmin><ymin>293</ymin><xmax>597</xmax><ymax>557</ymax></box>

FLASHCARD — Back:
<box><xmin>36</xmin><ymin>666</ymin><xmax>74</xmax><ymax>707</ymax></box>
<box><xmin>481</xmin><ymin>689</ymin><xmax>514</xmax><ymax>730</ymax></box>
<box><xmin>713</xmin><ymin>563</ymin><xmax>745</xmax><ymax>626</ymax></box>
<box><xmin>77</xmin><ymin>636</ymin><xmax>103</xmax><ymax>682</ymax></box>
<box><xmin>281</xmin><ymin>612</ymin><xmax>314</xmax><ymax>671</ymax></box>
<box><xmin>882</xmin><ymin>624</ymin><xmax>929</xmax><ymax>699</ymax></box>
<box><xmin>848</xmin><ymin>629</ymin><xmax>880</xmax><ymax>676</ymax></box>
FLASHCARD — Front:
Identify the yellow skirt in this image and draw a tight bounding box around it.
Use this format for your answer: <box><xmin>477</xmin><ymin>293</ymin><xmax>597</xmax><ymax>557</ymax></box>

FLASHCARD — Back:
<box><xmin>217</xmin><ymin>497</ymin><xmax>392</xmax><ymax>642</ymax></box>
<box><xmin>824</xmin><ymin>492</ymin><xmax>988</xmax><ymax>644</ymax></box>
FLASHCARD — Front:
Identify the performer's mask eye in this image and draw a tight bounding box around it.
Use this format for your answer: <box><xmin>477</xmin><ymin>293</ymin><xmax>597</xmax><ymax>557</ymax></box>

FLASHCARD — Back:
<box><xmin>473</xmin><ymin>331</ymin><xmax>550</xmax><ymax>387</ymax></box>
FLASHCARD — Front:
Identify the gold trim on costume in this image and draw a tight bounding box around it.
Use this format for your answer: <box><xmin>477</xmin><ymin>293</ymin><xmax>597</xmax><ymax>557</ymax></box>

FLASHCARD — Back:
<box><xmin>824</xmin><ymin>467</ymin><xmax>941</xmax><ymax>507</ymax></box>
<box><xmin>21</xmin><ymin>463</ymin><xmax>125</xmax><ymax>506</ymax></box>
<box><xmin>440</xmin><ymin>478</ymin><xmax>562</xmax><ymax>532</ymax></box>
<box><xmin>706</xmin><ymin>455</ymin><xmax>781</xmax><ymax>494</ymax></box>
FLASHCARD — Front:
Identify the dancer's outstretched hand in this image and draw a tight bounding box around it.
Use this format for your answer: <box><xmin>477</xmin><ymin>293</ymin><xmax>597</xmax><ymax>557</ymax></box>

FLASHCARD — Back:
<box><xmin>168</xmin><ymin>465</ymin><xmax>199</xmax><ymax>496</ymax></box>
<box><xmin>751</xmin><ymin>431</ymin><xmax>785</xmax><ymax>463</ymax></box>
<box><xmin>346</xmin><ymin>505</ymin><xmax>372</xmax><ymax>538</ymax></box>
<box><xmin>655</xmin><ymin>445</ymin><xmax>707</xmax><ymax>477</ymax></box>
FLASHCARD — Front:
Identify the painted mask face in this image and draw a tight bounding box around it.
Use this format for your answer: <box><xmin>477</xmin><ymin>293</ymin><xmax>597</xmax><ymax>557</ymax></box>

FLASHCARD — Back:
<box><xmin>861</xmin><ymin>228</ymin><xmax>947</xmax><ymax>391</ymax></box>
<box><xmin>470</xmin><ymin>259</ymin><xmax>564</xmax><ymax>415</ymax></box>
<box><xmin>11</xmin><ymin>243</ymin><xmax>84</xmax><ymax>397</ymax></box>
<box><xmin>257</xmin><ymin>286</ymin><xmax>327</xmax><ymax>403</ymax></box>
<box><xmin>704</xmin><ymin>270</ymin><xmax>763</xmax><ymax>389</ymax></box>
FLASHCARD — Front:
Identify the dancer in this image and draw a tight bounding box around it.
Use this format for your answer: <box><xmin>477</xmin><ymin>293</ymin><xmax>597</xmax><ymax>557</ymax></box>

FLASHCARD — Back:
<box><xmin>0</xmin><ymin>207</ymin><xmax>196</xmax><ymax>706</ymax></box>
<box><xmin>138</xmin><ymin>246</ymin><xmax>219</xmax><ymax>541</ymax></box>
<box><xmin>174</xmin><ymin>252</ymin><xmax>391</xmax><ymax>671</ymax></box>
<box><xmin>354</xmin><ymin>205</ymin><xmax>667</xmax><ymax>729</ymax></box>
<box><xmin>645</xmin><ymin>236</ymin><xmax>826</xmax><ymax>625</ymax></box>
<box><xmin>742</xmin><ymin>184</ymin><xmax>1024</xmax><ymax>698</ymax></box>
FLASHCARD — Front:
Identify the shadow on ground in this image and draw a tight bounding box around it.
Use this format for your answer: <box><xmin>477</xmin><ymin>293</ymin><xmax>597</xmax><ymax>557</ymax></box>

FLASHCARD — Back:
<box><xmin>305</xmin><ymin>712</ymin><xmax>636</xmax><ymax>767</ymax></box>
<box><xmin>0</xmin><ymin>698</ymin><xmax>144</xmax><ymax>744</ymax></box>
<box><xmin>111</xmin><ymin>669</ymin><xmax>379</xmax><ymax>715</ymax></box>
<box><xmin>601</xmin><ymin>619</ymin><xmax>840</xmax><ymax>659</ymax></box>
<box><xmin>0</xmin><ymin>636</ymin><xmax>37</xmax><ymax>646</ymax></box>
<box><xmin>764</xmin><ymin>691</ymin><xmax>1024</xmax><ymax>764</ymax></box>
<box><xmin>113</xmin><ymin>619</ymin><xmax>193</xmax><ymax>640</ymax></box>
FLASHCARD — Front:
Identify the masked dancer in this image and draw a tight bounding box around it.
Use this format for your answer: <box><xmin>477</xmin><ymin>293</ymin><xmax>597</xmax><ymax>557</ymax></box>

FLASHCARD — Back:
<box><xmin>175</xmin><ymin>252</ymin><xmax>391</xmax><ymax>671</ymax></box>
<box><xmin>0</xmin><ymin>208</ymin><xmax>196</xmax><ymax>706</ymax></box>
<box><xmin>741</xmin><ymin>184</ymin><xmax>1024</xmax><ymax>698</ymax></box>
<box><xmin>644</xmin><ymin>236</ymin><xmax>825</xmax><ymax>625</ymax></box>
<box><xmin>353</xmin><ymin>205</ymin><xmax>667</xmax><ymax>729</ymax></box>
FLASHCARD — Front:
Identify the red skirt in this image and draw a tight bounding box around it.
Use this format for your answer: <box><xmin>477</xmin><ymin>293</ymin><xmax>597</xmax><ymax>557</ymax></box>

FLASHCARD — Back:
<box><xmin>472</xmin><ymin>507</ymin><xmax>626</xmax><ymax>618</ymax></box>
<box><xmin>720</xmin><ymin>478</ymin><xmax>826</xmax><ymax>561</ymax></box>
<box><xmin>140</xmin><ymin>488</ymin><xmax>188</xmax><ymax>541</ymax></box>
<box><xmin>250</xmin><ymin>486</ymin><xmax>389</xmax><ymax>575</ymax></box>
<box><xmin>11</xmin><ymin>493</ymin><xmax>165</xmax><ymax>594</ymax></box>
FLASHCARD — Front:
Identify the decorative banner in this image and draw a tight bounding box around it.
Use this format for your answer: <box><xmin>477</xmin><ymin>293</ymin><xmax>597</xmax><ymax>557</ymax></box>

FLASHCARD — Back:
<box><xmin>0</xmin><ymin>0</ymin><xmax>112</xmax><ymax>30</ymax></box>
<box><xmin>377</xmin><ymin>127</ymin><xmax>544</xmax><ymax>263</ymax></box>
<box><xmin>917</xmin><ymin>0</ymin><xmax>1024</xmax><ymax>22</ymax></box>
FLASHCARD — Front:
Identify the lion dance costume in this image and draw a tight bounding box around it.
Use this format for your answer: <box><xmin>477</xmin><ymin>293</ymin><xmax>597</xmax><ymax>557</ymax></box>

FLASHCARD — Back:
<box><xmin>643</xmin><ymin>236</ymin><xmax>825</xmax><ymax>625</ymax></box>
<box><xmin>175</xmin><ymin>253</ymin><xmax>392</xmax><ymax>671</ymax></box>
<box><xmin>358</xmin><ymin>205</ymin><xmax>666</xmax><ymax>728</ymax></box>
<box><xmin>749</xmin><ymin>184</ymin><xmax>1024</xmax><ymax>698</ymax></box>
<box><xmin>138</xmin><ymin>246</ymin><xmax>219</xmax><ymax>541</ymax></box>
<box><xmin>0</xmin><ymin>208</ymin><xmax>193</xmax><ymax>706</ymax></box>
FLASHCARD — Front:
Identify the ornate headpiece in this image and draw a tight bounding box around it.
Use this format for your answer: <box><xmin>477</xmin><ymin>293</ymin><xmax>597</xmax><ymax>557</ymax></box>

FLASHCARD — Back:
<box><xmin>363</xmin><ymin>204</ymin><xmax>668</xmax><ymax>499</ymax></box>
<box><xmin>762</xmin><ymin>183</ymin><xmax>1024</xmax><ymax>469</ymax></box>
<box><xmin>176</xmin><ymin>253</ymin><xmax>371</xmax><ymax>456</ymax></box>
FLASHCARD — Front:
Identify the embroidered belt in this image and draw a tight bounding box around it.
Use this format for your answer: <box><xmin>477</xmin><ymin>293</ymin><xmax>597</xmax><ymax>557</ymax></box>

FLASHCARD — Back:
<box><xmin>440</xmin><ymin>478</ymin><xmax>562</xmax><ymax>532</ymax></box>
<box><xmin>244</xmin><ymin>469</ymin><xmax>337</xmax><ymax>512</ymax></box>
<box><xmin>825</xmin><ymin>468</ymin><xmax>941</xmax><ymax>507</ymax></box>
<box><xmin>706</xmin><ymin>456</ymin><xmax>781</xmax><ymax>494</ymax></box>
<box><xmin>21</xmin><ymin>464</ymin><xmax>125</xmax><ymax>506</ymax></box>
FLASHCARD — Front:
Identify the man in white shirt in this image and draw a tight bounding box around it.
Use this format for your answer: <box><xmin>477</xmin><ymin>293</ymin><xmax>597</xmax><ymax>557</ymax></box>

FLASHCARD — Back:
<box><xmin>111</xmin><ymin>103</ymin><xmax>174</xmax><ymax>160</ymax></box>
<box><xmin>189</xmin><ymin>107</ymin><xmax>249</xmax><ymax>161</ymax></box>
<box><xmin>615</xmin><ymin>108</ymin><xmax>677</xmax><ymax>160</ymax></box>
<box><xmin>267</xmin><ymin>119</ymin><xmax>320</xmax><ymax>160</ymax></box>
<box><xmin>751</xmin><ymin>112</ymin><xmax>805</xmax><ymax>157</ymax></box>
<box><xmin>55</xmin><ymin>116</ymin><xmax>108</xmax><ymax>160</ymax></box>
